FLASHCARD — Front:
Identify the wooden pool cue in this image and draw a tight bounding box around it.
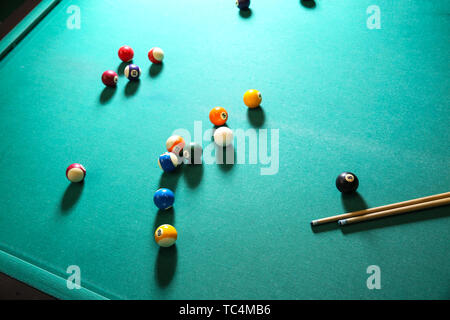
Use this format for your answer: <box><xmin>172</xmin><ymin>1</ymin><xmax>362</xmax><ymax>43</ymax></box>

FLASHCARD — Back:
<box><xmin>338</xmin><ymin>197</ymin><xmax>450</xmax><ymax>225</ymax></box>
<box><xmin>310</xmin><ymin>191</ymin><xmax>450</xmax><ymax>226</ymax></box>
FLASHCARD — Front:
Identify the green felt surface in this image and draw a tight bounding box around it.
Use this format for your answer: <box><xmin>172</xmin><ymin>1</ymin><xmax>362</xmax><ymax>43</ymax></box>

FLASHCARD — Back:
<box><xmin>0</xmin><ymin>0</ymin><xmax>449</xmax><ymax>300</ymax></box>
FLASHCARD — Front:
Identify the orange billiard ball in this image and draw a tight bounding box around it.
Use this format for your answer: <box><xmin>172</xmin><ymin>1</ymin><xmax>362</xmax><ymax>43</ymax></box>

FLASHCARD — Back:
<box><xmin>243</xmin><ymin>89</ymin><xmax>262</xmax><ymax>108</ymax></box>
<box><xmin>154</xmin><ymin>224</ymin><xmax>178</xmax><ymax>247</ymax></box>
<box><xmin>209</xmin><ymin>107</ymin><xmax>228</xmax><ymax>126</ymax></box>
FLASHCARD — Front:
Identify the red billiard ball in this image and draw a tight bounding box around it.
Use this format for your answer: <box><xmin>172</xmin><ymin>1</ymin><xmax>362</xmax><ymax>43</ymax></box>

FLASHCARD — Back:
<box><xmin>101</xmin><ymin>70</ymin><xmax>118</xmax><ymax>87</ymax></box>
<box><xmin>66</xmin><ymin>163</ymin><xmax>86</xmax><ymax>183</ymax></box>
<box><xmin>118</xmin><ymin>45</ymin><xmax>134</xmax><ymax>62</ymax></box>
<box><xmin>148</xmin><ymin>47</ymin><xmax>164</xmax><ymax>64</ymax></box>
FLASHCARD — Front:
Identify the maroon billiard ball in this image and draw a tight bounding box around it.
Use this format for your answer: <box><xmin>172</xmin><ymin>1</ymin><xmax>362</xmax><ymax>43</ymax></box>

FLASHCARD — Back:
<box><xmin>66</xmin><ymin>163</ymin><xmax>86</xmax><ymax>183</ymax></box>
<box><xmin>118</xmin><ymin>45</ymin><xmax>134</xmax><ymax>62</ymax></box>
<box><xmin>102</xmin><ymin>70</ymin><xmax>118</xmax><ymax>87</ymax></box>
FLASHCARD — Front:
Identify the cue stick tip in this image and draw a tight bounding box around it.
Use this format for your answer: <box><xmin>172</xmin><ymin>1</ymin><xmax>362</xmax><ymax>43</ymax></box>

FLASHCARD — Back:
<box><xmin>338</xmin><ymin>219</ymin><xmax>347</xmax><ymax>226</ymax></box>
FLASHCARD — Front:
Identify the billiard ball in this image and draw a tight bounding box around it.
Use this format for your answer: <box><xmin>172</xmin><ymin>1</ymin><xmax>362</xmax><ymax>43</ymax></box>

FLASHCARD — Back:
<box><xmin>101</xmin><ymin>70</ymin><xmax>118</xmax><ymax>87</ymax></box>
<box><xmin>124</xmin><ymin>64</ymin><xmax>141</xmax><ymax>81</ymax></box>
<box><xmin>153</xmin><ymin>188</ymin><xmax>175</xmax><ymax>210</ymax></box>
<box><xmin>118</xmin><ymin>45</ymin><xmax>134</xmax><ymax>62</ymax></box>
<box><xmin>236</xmin><ymin>0</ymin><xmax>250</xmax><ymax>10</ymax></box>
<box><xmin>166</xmin><ymin>135</ymin><xmax>185</xmax><ymax>156</ymax></box>
<box><xmin>66</xmin><ymin>163</ymin><xmax>86</xmax><ymax>183</ymax></box>
<box><xmin>336</xmin><ymin>172</ymin><xmax>359</xmax><ymax>193</ymax></box>
<box><xmin>183</xmin><ymin>142</ymin><xmax>203</xmax><ymax>164</ymax></box>
<box><xmin>158</xmin><ymin>152</ymin><xmax>179</xmax><ymax>172</ymax></box>
<box><xmin>154</xmin><ymin>224</ymin><xmax>177</xmax><ymax>247</ymax></box>
<box><xmin>209</xmin><ymin>107</ymin><xmax>228</xmax><ymax>126</ymax></box>
<box><xmin>213</xmin><ymin>127</ymin><xmax>233</xmax><ymax>147</ymax></box>
<box><xmin>148</xmin><ymin>47</ymin><xmax>164</xmax><ymax>64</ymax></box>
<box><xmin>243</xmin><ymin>89</ymin><xmax>262</xmax><ymax>108</ymax></box>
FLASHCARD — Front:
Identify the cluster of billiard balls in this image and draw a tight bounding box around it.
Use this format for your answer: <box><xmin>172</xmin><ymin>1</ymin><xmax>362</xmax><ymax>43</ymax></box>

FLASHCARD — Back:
<box><xmin>153</xmin><ymin>134</ymin><xmax>204</xmax><ymax>247</ymax></box>
<box><xmin>101</xmin><ymin>45</ymin><xmax>164</xmax><ymax>87</ymax></box>
<box><xmin>153</xmin><ymin>89</ymin><xmax>262</xmax><ymax>246</ymax></box>
<box><xmin>153</xmin><ymin>189</ymin><xmax>178</xmax><ymax>247</ymax></box>
<box><xmin>156</xmin><ymin>89</ymin><xmax>262</xmax><ymax>174</ymax></box>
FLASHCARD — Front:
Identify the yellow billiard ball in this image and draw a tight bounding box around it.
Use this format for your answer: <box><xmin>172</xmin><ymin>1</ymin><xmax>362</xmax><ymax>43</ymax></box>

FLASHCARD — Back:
<box><xmin>243</xmin><ymin>89</ymin><xmax>262</xmax><ymax>108</ymax></box>
<box><xmin>154</xmin><ymin>224</ymin><xmax>178</xmax><ymax>247</ymax></box>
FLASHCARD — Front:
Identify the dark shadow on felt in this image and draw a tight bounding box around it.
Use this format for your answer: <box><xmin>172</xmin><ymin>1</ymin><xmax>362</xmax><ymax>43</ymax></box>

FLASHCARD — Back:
<box><xmin>300</xmin><ymin>0</ymin><xmax>316</xmax><ymax>9</ymax></box>
<box><xmin>247</xmin><ymin>106</ymin><xmax>265</xmax><ymax>128</ymax></box>
<box><xmin>159</xmin><ymin>168</ymin><xmax>183</xmax><ymax>192</ymax></box>
<box><xmin>183</xmin><ymin>163</ymin><xmax>204</xmax><ymax>189</ymax></box>
<box><xmin>211</xmin><ymin>125</ymin><xmax>230</xmax><ymax>142</ymax></box>
<box><xmin>239</xmin><ymin>8</ymin><xmax>252</xmax><ymax>19</ymax></box>
<box><xmin>341</xmin><ymin>206</ymin><xmax>450</xmax><ymax>234</ymax></box>
<box><xmin>213</xmin><ymin>124</ymin><xmax>229</xmax><ymax>131</ymax></box>
<box><xmin>153</xmin><ymin>207</ymin><xmax>175</xmax><ymax>231</ymax></box>
<box><xmin>341</xmin><ymin>192</ymin><xmax>368</xmax><ymax>213</ymax></box>
<box><xmin>155</xmin><ymin>245</ymin><xmax>177</xmax><ymax>288</ymax></box>
<box><xmin>60</xmin><ymin>182</ymin><xmax>84</xmax><ymax>212</ymax></box>
<box><xmin>216</xmin><ymin>145</ymin><xmax>235</xmax><ymax>171</ymax></box>
<box><xmin>124</xmin><ymin>80</ymin><xmax>140</xmax><ymax>97</ymax></box>
<box><xmin>117</xmin><ymin>61</ymin><xmax>130</xmax><ymax>75</ymax></box>
<box><xmin>311</xmin><ymin>222</ymin><xmax>340</xmax><ymax>234</ymax></box>
<box><xmin>99</xmin><ymin>87</ymin><xmax>116</xmax><ymax>104</ymax></box>
<box><xmin>149</xmin><ymin>63</ymin><xmax>163</xmax><ymax>78</ymax></box>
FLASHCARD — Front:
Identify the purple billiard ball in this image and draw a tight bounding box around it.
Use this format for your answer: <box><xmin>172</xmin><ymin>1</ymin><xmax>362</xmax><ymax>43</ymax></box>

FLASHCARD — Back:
<box><xmin>236</xmin><ymin>0</ymin><xmax>250</xmax><ymax>10</ymax></box>
<box><xmin>124</xmin><ymin>64</ymin><xmax>141</xmax><ymax>81</ymax></box>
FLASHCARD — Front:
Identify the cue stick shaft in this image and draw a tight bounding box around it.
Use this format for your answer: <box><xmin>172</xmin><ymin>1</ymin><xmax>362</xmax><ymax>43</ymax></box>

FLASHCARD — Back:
<box><xmin>338</xmin><ymin>197</ymin><xmax>450</xmax><ymax>225</ymax></box>
<box><xmin>310</xmin><ymin>191</ymin><xmax>450</xmax><ymax>226</ymax></box>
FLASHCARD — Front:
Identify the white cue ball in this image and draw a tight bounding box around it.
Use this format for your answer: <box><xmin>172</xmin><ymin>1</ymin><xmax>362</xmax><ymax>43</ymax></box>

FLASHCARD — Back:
<box><xmin>213</xmin><ymin>127</ymin><xmax>233</xmax><ymax>147</ymax></box>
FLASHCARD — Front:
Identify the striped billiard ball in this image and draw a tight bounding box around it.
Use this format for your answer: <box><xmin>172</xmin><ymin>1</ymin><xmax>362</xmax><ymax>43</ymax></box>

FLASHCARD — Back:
<box><xmin>236</xmin><ymin>0</ymin><xmax>250</xmax><ymax>10</ymax></box>
<box><xmin>148</xmin><ymin>47</ymin><xmax>164</xmax><ymax>64</ymax></box>
<box><xmin>124</xmin><ymin>64</ymin><xmax>141</xmax><ymax>81</ymax></box>
<box><xmin>66</xmin><ymin>163</ymin><xmax>86</xmax><ymax>183</ymax></box>
<box><xmin>158</xmin><ymin>152</ymin><xmax>179</xmax><ymax>172</ymax></box>
<box><xmin>101</xmin><ymin>70</ymin><xmax>118</xmax><ymax>87</ymax></box>
<box><xmin>118</xmin><ymin>45</ymin><xmax>134</xmax><ymax>62</ymax></box>
<box><xmin>155</xmin><ymin>224</ymin><xmax>177</xmax><ymax>247</ymax></box>
<box><xmin>153</xmin><ymin>188</ymin><xmax>175</xmax><ymax>210</ymax></box>
<box><xmin>166</xmin><ymin>135</ymin><xmax>185</xmax><ymax>156</ymax></box>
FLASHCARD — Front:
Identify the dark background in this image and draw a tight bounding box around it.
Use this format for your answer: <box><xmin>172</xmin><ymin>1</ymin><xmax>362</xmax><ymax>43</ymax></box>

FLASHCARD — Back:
<box><xmin>0</xmin><ymin>0</ymin><xmax>41</xmax><ymax>40</ymax></box>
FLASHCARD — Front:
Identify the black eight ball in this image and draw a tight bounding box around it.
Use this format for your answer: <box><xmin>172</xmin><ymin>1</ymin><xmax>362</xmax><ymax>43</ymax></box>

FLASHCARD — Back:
<box><xmin>336</xmin><ymin>172</ymin><xmax>359</xmax><ymax>193</ymax></box>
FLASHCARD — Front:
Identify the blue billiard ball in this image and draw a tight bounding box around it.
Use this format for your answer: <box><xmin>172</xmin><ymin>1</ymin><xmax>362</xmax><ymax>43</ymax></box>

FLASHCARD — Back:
<box><xmin>153</xmin><ymin>188</ymin><xmax>175</xmax><ymax>210</ymax></box>
<box><xmin>236</xmin><ymin>0</ymin><xmax>250</xmax><ymax>10</ymax></box>
<box><xmin>158</xmin><ymin>152</ymin><xmax>179</xmax><ymax>172</ymax></box>
<box><xmin>124</xmin><ymin>64</ymin><xmax>141</xmax><ymax>80</ymax></box>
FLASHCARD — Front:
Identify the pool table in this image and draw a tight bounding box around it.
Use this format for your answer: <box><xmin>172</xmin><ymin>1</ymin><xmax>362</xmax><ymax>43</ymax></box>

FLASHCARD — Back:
<box><xmin>0</xmin><ymin>0</ymin><xmax>449</xmax><ymax>300</ymax></box>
